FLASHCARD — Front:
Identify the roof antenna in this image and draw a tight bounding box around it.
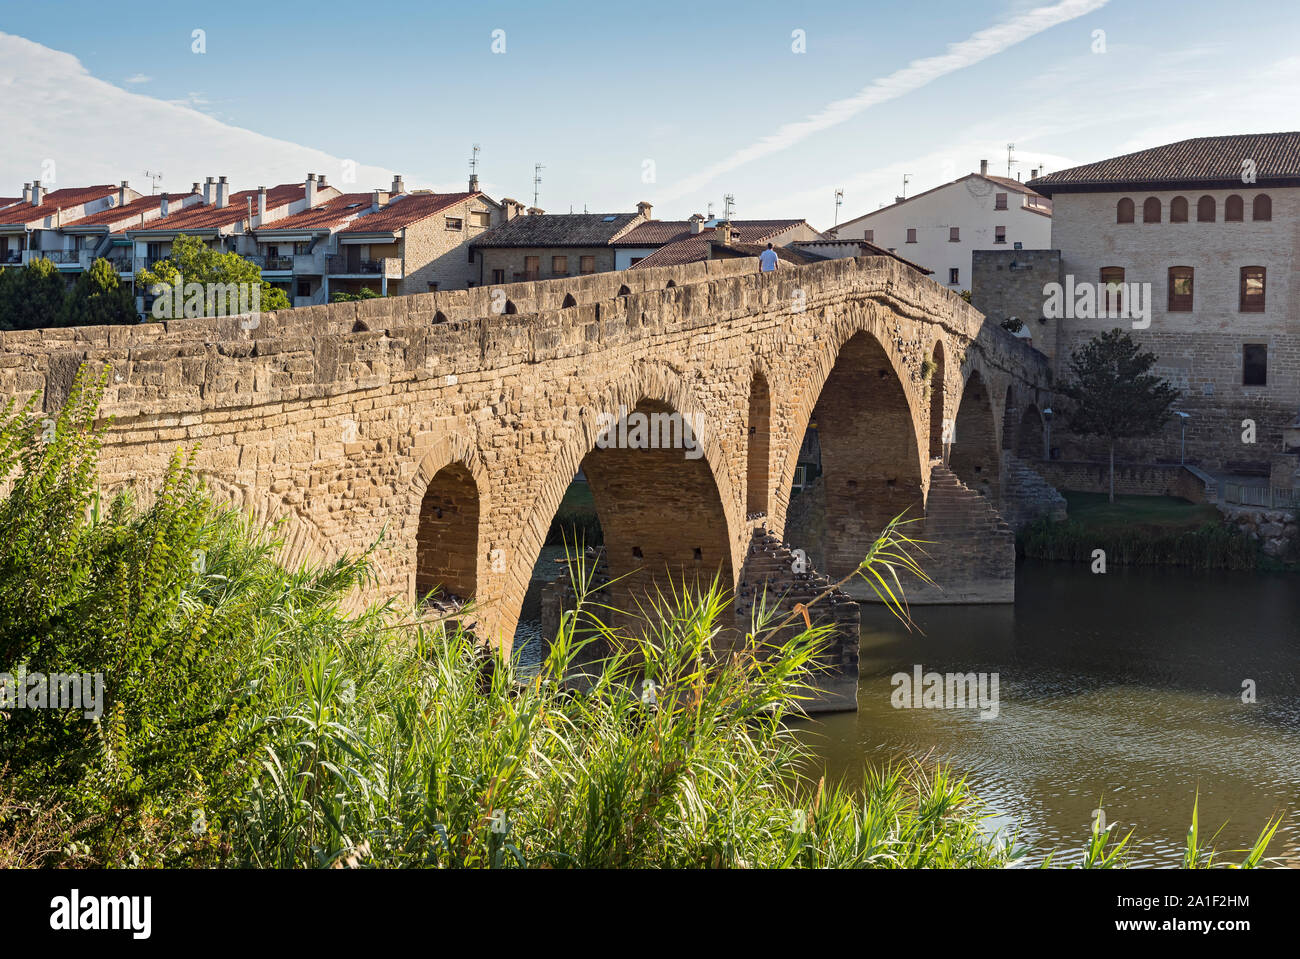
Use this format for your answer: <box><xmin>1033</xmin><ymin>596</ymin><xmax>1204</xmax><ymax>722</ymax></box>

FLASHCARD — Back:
<box><xmin>901</xmin><ymin>174</ymin><xmax>911</xmax><ymax>199</ymax></box>
<box><xmin>1006</xmin><ymin>142</ymin><xmax>1017</xmax><ymax>178</ymax></box>
<box><xmin>144</xmin><ymin>170</ymin><xmax>163</xmax><ymax>195</ymax></box>
<box><xmin>532</xmin><ymin>162</ymin><xmax>544</xmax><ymax>208</ymax></box>
<box><xmin>722</xmin><ymin>193</ymin><xmax>736</xmax><ymax>223</ymax></box>
<box><xmin>834</xmin><ymin>188</ymin><xmax>844</xmax><ymax>227</ymax></box>
<box><xmin>470</xmin><ymin>144</ymin><xmax>480</xmax><ymax>177</ymax></box>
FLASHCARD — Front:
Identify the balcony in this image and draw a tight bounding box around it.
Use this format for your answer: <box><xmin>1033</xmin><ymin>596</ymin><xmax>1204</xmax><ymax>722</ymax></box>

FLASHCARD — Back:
<box><xmin>23</xmin><ymin>249</ymin><xmax>82</xmax><ymax>266</ymax></box>
<box><xmin>327</xmin><ymin>254</ymin><xmax>401</xmax><ymax>278</ymax></box>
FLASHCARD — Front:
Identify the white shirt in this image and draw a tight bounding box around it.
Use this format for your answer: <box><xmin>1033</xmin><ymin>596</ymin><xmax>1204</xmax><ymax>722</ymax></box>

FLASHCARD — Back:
<box><xmin>758</xmin><ymin>248</ymin><xmax>779</xmax><ymax>271</ymax></box>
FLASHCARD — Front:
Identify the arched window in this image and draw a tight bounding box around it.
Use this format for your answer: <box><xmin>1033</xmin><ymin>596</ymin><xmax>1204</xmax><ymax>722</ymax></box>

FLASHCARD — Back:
<box><xmin>503</xmin><ymin>299</ymin><xmax>518</xmax><ymax>314</ymax></box>
<box><xmin>1116</xmin><ymin>197</ymin><xmax>1135</xmax><ymax>223</ymax></box>
<box><xmin>1196</xmin><ymin>195</ymin><xmax>1215</xmax><ymax>222</ymax></box>
<box><xmin>1253</xmin><ymin>194</ymin><xmax>1272</xmax><ymax>221</ymax></box>
<box><xmin>1142</xmin><ymin>197</ymin><xmax>1161</xmax><ymax>223</ymax></box>
<box><xmin>1225</xmin><ymin>195</ymin><xmax>1244</xmax><ymax>221</ymax></box>
<box><xmin>561</xmin><ymin>293</ymin><xmax>577</xmax><ymax>308</ymax></box>
<box><xmin>1170</xmin><ymin>196</ymin><xmax>1188</xmax><ymax>222</ymax></box>
<box><xmin>617</xmin><ymin>284</ymin><xmax>631</xmax><ymax>297</ymax></box>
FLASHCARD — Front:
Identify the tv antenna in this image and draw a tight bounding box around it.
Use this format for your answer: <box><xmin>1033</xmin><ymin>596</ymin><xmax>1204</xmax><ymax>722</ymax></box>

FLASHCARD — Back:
<box><xmin>834</xmin><ymin>188</ymin><xmax>844</xmax><ymax>226</ymax></box>
<box><xmin>143</xmin><ymin>170</ymin><xmax>163</xmax><ymax>195</ymax></box>
<box><xmin>469</xmin><ymin>144</ymin><xmax>480</xmax><ymax>177</ymax></box>
<box><xmin>1006</xmin><ymin>142</ymin><xmax>1017</xmax><ymax>178</ymax></box>
<box><xmin>901</xmin><ymin>174</ymin><xmax>911</xmax><ymax>199</ymax></box>
<box><xmin>532</xmin><ymin>163</ymin><xmax>544</xmax><ymax>208</ymax></box>
<box><xmin>722</xmin><ymin>193</ymin><xmax>736</xmax><ymax>223</ymax></box>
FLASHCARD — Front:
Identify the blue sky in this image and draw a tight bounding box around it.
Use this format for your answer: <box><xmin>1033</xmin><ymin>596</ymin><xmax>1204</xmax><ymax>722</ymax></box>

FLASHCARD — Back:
<box><xmin>3</xmin><ymin>0</ymin><xmax>1299</xmax><ymax>226</ymax></box>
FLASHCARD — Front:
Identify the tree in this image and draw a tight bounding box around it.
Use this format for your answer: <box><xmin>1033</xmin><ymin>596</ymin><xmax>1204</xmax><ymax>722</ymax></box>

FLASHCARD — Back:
<box><xmin>0</xmin><ymin>259</ymin><xmax>68</xmax><ymax>331</ymax></box>
<box><xmin>136</xmin><ymin>234</ymin><xmax>290</xmax><ymax>319</ymax></box>
<box><xmin>58</xmin><ymin>257</ymin><xmax>137</xmax><ymax>327</ymax></box>
<box><xmin>1059</xmin><ymin>328</ymin><xmax>1179</xmax><ymax>502</ymax></box>
<box><xmin>329</xmin><ymin>288</ymin><xmax>383</xmax><ymax>303</ymax></box>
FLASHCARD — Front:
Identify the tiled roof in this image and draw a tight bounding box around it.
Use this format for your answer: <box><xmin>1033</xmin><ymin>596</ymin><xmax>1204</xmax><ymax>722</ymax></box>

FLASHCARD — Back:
<box><xmin>981</xmin><ymin>174</ymin><xmax>1043</xmax><ymax>196</ymax></box>
<box><xmin>832</xmin><ymin>173</ymin><xmax>1045</xmax><ymax>233</ymax></box>
<box><xmin>1028</xmin><ymin>133</ymin><xmax>1300</xmax><ymax>195</ymax></box>
<box><xmin>338</xmin><ymin>192</ymin><xmax>475</xmax><ymax>234</ymax></box>
<box><xmin>0</xmin><ymin>185</ymin><xmax>119</xmax><ymax>226</ymax></box>
<box><xmin>61</xmin><ymin>193</ymin><xmax>192</xmax><ymax>230</ymax></box>
<box><xmin>127</xmin><ymin>184</ymin><xmax>305</xmax><ymax>234</ymax></box>
<box><xmin>613</xmin><ymin>218</ymin><xmax>809</xmax><ymax>247</ymax></box>
<box><xmin>627</xmin><ymin>223</ymin><xmax>816</xmax><ymax>269</ymax></box>
<box><xmin>257</xmin><ymin>193</ymin><xmax>377</xmax><ymax>233</ymax></box>
<box><xmin>470</xmin><ymin>212</ymin><xmax>642</xmax><ymax>248</ymax></box>
<box><xmin>792</xmin><ymin>238</ymin><xmax>934</xmax><ymax>275</ymax></box>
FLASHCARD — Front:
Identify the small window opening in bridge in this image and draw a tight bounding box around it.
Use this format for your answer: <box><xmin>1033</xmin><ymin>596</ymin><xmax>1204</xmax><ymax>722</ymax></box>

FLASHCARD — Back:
<box><xmin>433</xmin><ymin>310</ymin><xmax>447</xmax><ymax>324</ymax></box>
<box><xmin>562</xmin><ymin>293</ymin><xmax>577</xmax><ymax>308</ymax></box>
<box><xmin>632</xmin><ymin>546</ymin><xmax>643</xmax><ymax>559</ymax></box>
<box><xmin>352</xmin><ymin>320</ymin><xmax>369</xmax><ymax>332</ymax></box>
<box><xmin>416</xmin><ymin>463</ymin><xmax>480</xmax><ymax>612</ymax></box>
<box><xmin>746</xmin><ymin>372</ymin><xmax>771</xmax><ymax>517</ymax></box>
<box><xmin>504</xmin><ymin>300</ymin><xmax>518</xmax><ymax>314</ymax></box>
<box><xmin>693</xmin><ymin>547</ymin><xmax>703</xmax><ymax>560</ymax></box>
<box><xmin>617</xmin><ymin>284</ymin><xmax>631</xmax><ymax>297</ymax></box>
<box><xmin>665</xmin><ymin>280</ymin><xmax>677</xmax><ymax>289</ymax></box>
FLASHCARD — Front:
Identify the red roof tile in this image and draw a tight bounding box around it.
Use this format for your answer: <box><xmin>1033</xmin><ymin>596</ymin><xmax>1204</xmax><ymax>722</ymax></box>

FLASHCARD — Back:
<box><xmin>615</xmin><ymin>218</ymin><xmax>810</xmax><ymax>247</ymax></box>
<box><xmin>339</xmin><ymin>192</ymin><xmax>476</xmax><ymax>234</ymax></box>
<box><xmin>628</xmin><ymin>222</ymin><xmax>817</xmax><ymax>269</ymax></box>
<box><xmin>255</xmin><ymin>193</ymin><xmax>375</xmax><ymax>232</ymax></box>
<box><xmin>127</xmin><ymin>184</ymin><xmax>306</xmax><ymax>234</ymax></box>
<box><xmin>0</xmin><ymin>185</ymin><xmax>119</xmax><ymax>226</ymax></box>
<box><xmin>61</xmin><ymin>193</ymin><xmax>192</xmax><ymax>230</ymax></box>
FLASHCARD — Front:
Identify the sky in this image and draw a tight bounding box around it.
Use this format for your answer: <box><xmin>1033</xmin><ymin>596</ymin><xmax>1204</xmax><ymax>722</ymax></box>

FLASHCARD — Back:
<box><xmin>2</xmin><ymin>0</ymin><xmax>1299</xmax><ymax>229</ymax></box>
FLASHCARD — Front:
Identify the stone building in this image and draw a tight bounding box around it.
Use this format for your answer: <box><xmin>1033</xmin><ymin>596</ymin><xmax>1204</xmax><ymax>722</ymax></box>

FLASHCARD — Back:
<box><xmin>468</xmin><ymin>205</ymin><xmax>649</xmax><ymax>285</ymax></box>
<box><xmin>1026</xmin><ymin>132</ymin><xmax>1300</xmax><ymax>471</ymax></box>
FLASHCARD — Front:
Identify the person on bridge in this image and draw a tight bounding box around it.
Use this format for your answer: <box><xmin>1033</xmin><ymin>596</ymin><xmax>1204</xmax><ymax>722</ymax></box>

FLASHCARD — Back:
<box><xmin>758</xmin><ymin>243</ymin><xmax>779</xmax><ymax>272</ymax></box>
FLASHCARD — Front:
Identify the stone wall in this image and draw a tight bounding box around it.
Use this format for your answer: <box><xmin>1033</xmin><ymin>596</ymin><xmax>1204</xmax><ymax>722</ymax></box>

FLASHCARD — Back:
<box><xmin>971</xmin><ymin>248</ymin><xmax>1063</xmax><ymax>361</ymax></box>
<box><xmin>1037</xmin><ymin>461</ymin><xmax>1209</xmax><ymax>502</ymax></box>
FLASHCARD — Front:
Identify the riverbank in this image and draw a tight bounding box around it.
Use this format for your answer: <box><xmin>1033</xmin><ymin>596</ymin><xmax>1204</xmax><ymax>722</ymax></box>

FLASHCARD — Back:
<box><xmin>1017</xmin><ymin>491</ymin><xmax>1292</xmax><ymax>570</ymax></box>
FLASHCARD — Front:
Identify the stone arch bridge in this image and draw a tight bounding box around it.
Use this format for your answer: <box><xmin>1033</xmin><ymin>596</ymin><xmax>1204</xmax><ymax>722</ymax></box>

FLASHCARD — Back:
<box><xmin>0</xmin><ymin>255</ymin><xmax>1056</xmax><ymax>705</ymax></box>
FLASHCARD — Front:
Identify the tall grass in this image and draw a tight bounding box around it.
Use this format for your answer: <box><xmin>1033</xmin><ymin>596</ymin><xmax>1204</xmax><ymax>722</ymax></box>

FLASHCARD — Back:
<box><xmin>1018</xmin><ymin>516</ymin><xmax>1260</xmax><ymax>570</ymax></box>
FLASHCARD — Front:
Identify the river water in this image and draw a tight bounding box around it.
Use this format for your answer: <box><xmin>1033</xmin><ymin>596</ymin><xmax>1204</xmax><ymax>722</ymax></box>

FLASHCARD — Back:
<box><xmin>796</xmin><ymin>560</ymin><xmax>1300</xmax><ymax>867</ymax></box>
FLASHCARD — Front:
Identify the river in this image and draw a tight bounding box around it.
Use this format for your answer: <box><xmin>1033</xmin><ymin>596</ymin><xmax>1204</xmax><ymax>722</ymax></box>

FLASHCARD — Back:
<box><xmin>795</xmin><ymin>560</ymin><xmax>1300</xmax><ymax>866</ymax></box>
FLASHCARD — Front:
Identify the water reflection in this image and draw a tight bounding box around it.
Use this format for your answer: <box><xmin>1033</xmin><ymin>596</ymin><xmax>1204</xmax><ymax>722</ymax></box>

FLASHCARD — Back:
<box><xmin>796</xmin><ymin>561</ymin><xmax>1300</xmax><ymax>867</ymax></box>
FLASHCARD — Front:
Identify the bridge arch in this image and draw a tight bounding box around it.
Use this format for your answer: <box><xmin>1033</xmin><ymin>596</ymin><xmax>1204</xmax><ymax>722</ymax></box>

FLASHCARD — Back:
<box><xmin>774</xmin><ymin>317</ymin><xmax>925</xmax><ymax>581</ymax></box>
<box><xmin>746</xmin><ymin>369</ymin><xmax>772</xmax><ymax>517</ymax></box>
<box><xmin>928</xmin><ymin>339</ymin><xmax>948</xmax><ymax>461</ymax></box>
<box><xmin>949</xmin><ymin>369</ymin><xmax>1000</xmax><ymax>499</ymax></box>
<box><xmin>408</xmin><ymin>435</ymin><xmax>491</xmax><ymax>610</ymax></box>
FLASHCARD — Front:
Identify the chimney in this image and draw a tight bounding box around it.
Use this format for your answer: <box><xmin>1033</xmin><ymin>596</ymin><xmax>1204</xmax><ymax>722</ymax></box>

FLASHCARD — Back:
<box><xmin>258</xmin><ymin>186</ymin><xmax>267</xmax><ymax>219</ymax></box>
<box><xmin>191</xmin><ymin>181</ymin><xmax>201</xmax><ymax>195</ymax></box>
<box><xmin>500</xmin><ymin>197</ymin><xmax>522</xmax><ymax>221</ymax></box>
<box><xmin>637</xmin><ymin>200</ymin><xmax>653</xmax><ymax>220</ymax></box>
<box><xmin>204</xmin><ymin>176</ymin><xmax>214</xmax><ymax>205</ymax></box>
<box><xmin>1030</xmin><ymin>168</ymin><xmax>1039</xmax><ymax>180</ymax></box>
<box><xmin>160</xmin><ymin>195</ymin><xmax>169</xmax><ymax>217</ymax></box>
<box><xmin>527</xmin><ymin>206</ymin><xmax>545</xmax><ymax>216</ymax></box>
<box><xmin>303</xmin><ymin>173</ymin><xmax>317</xmax><ymax>208</ymax></box>
<box><xmin>216</xmin><ymin>176</ymin><xmax>229</xmax><ymax>209</ymax></box>
<box><xmin>31</xmin><ymin>180</ymin><xmax>43</xmax><ymax>206</ymax></box>
<box><xmin>372</xmin><ymin>189</ymin><xmax>390</xmax><ymax>209</ymax></box>
<box><xmin>119</xmin><ymin>180</ymin><xmax>129</xmax><ymax>207</ymax></box>
<box><xmin>979</xmin><ymin>159</ymin><xmax>988</xmax><ymax>176</ymax></box>
<box><xmin>717</xmin><ymin>221</ymin><xmax>733</xmax><ymax>246</ymax></box>
<box><xmin>21</xmin><ymin>182</ymin><xmax>30</xmax><ymax>204</ymax></box>
<box><xmin>689</xmin><ymin>213</ymin><xmax>705</xmax><ymax>234</ymax></box>
<box><xmin>392</xmin><ymin>174</ymin><xmax>406</xmax><ymax>194</ymax></box>
<box><xmin>468</xmin><ymin>173</ymin><xmax>479</xmax><ymax>193</ymax></box>
<box><xmin>317</xmin><ymin>173</ymin><xmax>327</xmax><ymax>189</ymax></box>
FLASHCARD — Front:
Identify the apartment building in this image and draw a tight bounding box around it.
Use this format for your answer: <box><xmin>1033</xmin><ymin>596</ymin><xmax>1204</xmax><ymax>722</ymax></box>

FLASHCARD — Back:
<box><xmin>58</xmin><ymin>190</ymin><xmax>204</xmax><ymax>275</ymax></box>
<box><xmin>0</xmin><ymin>181</ymin><xmax>136</xmax><ymax>267</ymax></box>
<box><xmin>615</xmin><ymin>216</ymin><xmax>823</xmax><ymax>270</ymax></box>
<box><xmin>830</xmin><ymin>162</ymin><xmax>1052</xmax><ymax>291</ymax></box>
<box><xmin>469</xmin><ymin>203</ymin><xmax>649</xmax><ymax>285</ymax></box>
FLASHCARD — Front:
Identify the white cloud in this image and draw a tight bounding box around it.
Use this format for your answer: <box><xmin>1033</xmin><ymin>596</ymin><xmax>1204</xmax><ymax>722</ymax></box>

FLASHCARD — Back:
<box><xmin>123</xmin><ymin>73</ymin><xmax>151</xmax><ymax>85</ymax></box>
<box><xmin>0</xmin><ymin>32</ymin><xmax>397</xmax><ymax>196</ymax></box>
<box><xmin>661</xmin><ymin>0</ymin><xmax>1110</xmax><ymax>201</ymax></box>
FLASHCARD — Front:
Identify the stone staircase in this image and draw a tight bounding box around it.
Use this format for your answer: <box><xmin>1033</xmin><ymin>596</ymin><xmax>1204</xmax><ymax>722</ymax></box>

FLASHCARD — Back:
<box><xmin>910</xmin><ymin>463</ymin><xmax>1015</xmax><ymax>604</ymax></box>
<box><xmin>1000</xmin><ymin>453</ymin><xmax>1068</xmax><ymax>530</ymax></box>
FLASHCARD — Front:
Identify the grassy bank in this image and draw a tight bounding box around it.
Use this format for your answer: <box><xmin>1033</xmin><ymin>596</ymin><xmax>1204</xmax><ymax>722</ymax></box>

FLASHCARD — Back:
<box><xmin>1019</xmin><ymin>492</ymin><xmax>1261</xmax><ymax>570</ymax></box>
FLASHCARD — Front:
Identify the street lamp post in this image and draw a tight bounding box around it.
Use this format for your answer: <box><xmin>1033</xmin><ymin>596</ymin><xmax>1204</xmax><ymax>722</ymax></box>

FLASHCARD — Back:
<box><xmin>1174</xmin><ymin>411</ymin><xmax>1190</xmax><ymax>465</ymax></box>
<box><xmin>1042</xmin><ymin>407</ymin><xmax>1053</xmax><ymax>461</ymax></box>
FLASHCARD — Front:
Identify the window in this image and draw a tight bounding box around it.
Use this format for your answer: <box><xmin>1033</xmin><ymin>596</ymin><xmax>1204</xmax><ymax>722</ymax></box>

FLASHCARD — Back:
<box><xmin>1116</xmin><ymin>198</ymin><xmax>1135</xmax><ymax>223</ymax></box>
<box><xmin>470</xmin><ymin>210</ymin><xmax>491</xmax><ymax>228</ymax></box>
<box><xmin>1253</xmin><ymin>194</ymin><xmax>1272</xmax><ymax>221</ymax></box>
<box><xmin>491</xmin><ymin>269</ymin><xmax>504</xmax><ymax>283</ymax></box>
<box><xmin>1170</xmin><ymin>196</ymin><xmax>1188</xmax><ymax>222</ymax></box>
<box><xmin>995</xmin><ymin>193</ymin><xmax>1008</xmax><ymax>210</ymax></box>
<box><xmin>629</xmin><ymin>257</ymin><xmax>644</xmax><ymax>266</ymax></box>
<box><xmin>1168</xmin><ymin>266</ymin><xmax>1194</xmax><ymax>312</ymax></box>
<box><xmin>524</xmin><ymin>255</ymin><xmax>539</xmax><ymax>279</ymax></box>
<box><xmin>1143</xmin><ymin>197</ymin><xmax>1161</xmax><ymax>223</ymax></box>
<box><xmin>296</xmin><ymin>280</ymin><xmax>311</xmax><ymax>298</ymax></box>
<box><xmin>994</xmin><ymin>226</ymin><xmax>1006</xmax><ymax>244</ymax></box>
<box><xmin>427</xmin><ymin>282</ymin><xmax>439</xmax><ymax>292</ymax></box>
<box><xmin>1240</xmin><ymin>266</ymin><xmax>1266</xmax><ymax>312</ymax></box>
<box><xmin>1100</xmin><ymin>267</ymin><xmax>1125</xmax><ymax>314</ymax></box>
<box><xmin>1196</xmin><ymin>196</ymin><xmax>1215</xmax><ymax>222</ymax></box>
<box><xmin>551</xmin><ymin>255</ymin><xmax>567</xmax><ymax>274</ymax></box>
<box><xmin>949</xmin><ymin>226</ymin><xmax>960</xmax><ymax>242</ymax></box>
<box><xmin>579</xmin><ymin>255</ymin><xmax>595</xmax><ymax>275</ymax></box>
<box><xmin>949</xmin><ymin>268</ymin><xmax>960</xmax><ymax>284</ymax></box>
<box><xmin>1243</xmin><ymin>344</ymin><xmax>1267</xmax><ymax>385</ymax></box>
<box><xmin>864</xmin><ymin>230</ymin><xmax>874</xmax><ymax>242</ymax></box>
<box><xmin>1225</xmin><ymin>195</ymin><xmax>1244</xmax><ymax>221</ymax></box>
<box><xmin>906</xmin><ymin>228</ymin><xmax>917</xmax><ymax>243</ymax></box>
<box><xmin>445</xmin><ymin>216</ymin><xmax>463</xmax><ymax>231</ymax></box>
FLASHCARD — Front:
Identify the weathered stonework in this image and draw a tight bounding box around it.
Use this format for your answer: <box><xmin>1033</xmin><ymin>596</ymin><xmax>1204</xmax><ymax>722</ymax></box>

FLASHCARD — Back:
<box><xmin>0</xmin><ymin>254</ymin><xmax>1052</xmax><ymax>651</ymax></box>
